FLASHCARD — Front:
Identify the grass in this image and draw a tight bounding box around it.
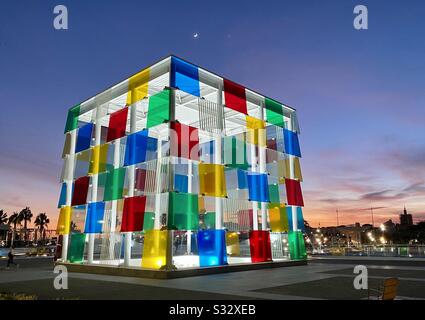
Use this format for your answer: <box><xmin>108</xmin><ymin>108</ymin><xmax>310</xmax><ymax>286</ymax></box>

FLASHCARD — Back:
<box><xmin>0</xmin><ymin>292</ymin><xmax>37</xmax><ymax>300</ymax></box>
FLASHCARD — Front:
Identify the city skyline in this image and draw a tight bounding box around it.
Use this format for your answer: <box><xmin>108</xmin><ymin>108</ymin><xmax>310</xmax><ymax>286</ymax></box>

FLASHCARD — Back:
<box><xmin>1</xmin><ymin>0</ymin><xmax>424</xmax><ymax>228</ymax></box>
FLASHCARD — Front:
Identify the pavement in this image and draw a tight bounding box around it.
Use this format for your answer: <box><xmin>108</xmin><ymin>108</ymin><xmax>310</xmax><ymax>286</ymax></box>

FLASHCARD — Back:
<box><xmin>1</xmin><ymin>256</ymin><xmax>424</xmax><ymax>300</ymax></box>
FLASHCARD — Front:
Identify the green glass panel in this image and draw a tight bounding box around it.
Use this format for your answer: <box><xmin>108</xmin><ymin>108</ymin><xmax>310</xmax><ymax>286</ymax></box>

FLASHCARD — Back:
<box><xmin>64</xmin><ymin>105</ymin><xmax>80</xmax><ymax>133</ymax></box>
<box><xmin>147</xmin><ymin>89</ymin><xmax>170</xmax><ymax>128</ymax></box>
<box><xmin>168</xmin><ymin>192</ymin><xmax>199</xmax><ymax>230</ymax></box>
<box><xmin>223</xmin><ymin>136</ymin><xmax>249</xmax><ymax>169</ymax></box>
<box><xmin>288</xmin><ymin>230</ymin><xmax>307</xmax><ymax>260</ymax></box>
<box><xmin>68</xmin><ymin>233</ymin><xmax>86</xmax><ymax>263</ymax></box>
<box><xmin>266</xmin><ymin>109</ymin><xmax>285</xmax><ymax>127</ymax></box>
<box><xmin>103</xmin><ymin>167</ymin><xmax>126</xmax><ymax>201</ymax></box>
<box><xmin>97</xmin><ymin>171</ymin><xmax>108</xmax><ymax>187</ymax></box>
<box><xmin>202</xmin><ymin>211</ymin><xmax>216</xmax><ymax>229</ymax></box>
<box><xmin>265</xmin><ymin>97</ymin><xmax>283</xmax><ymax>115</ymax></box>
<box><xmin>143</xmin><ymin>212</ymin><xmax>155</xmax><ymax>231</ymax></box>
<box><xmin>268</xmin><ymin>184</ymin><xmax>280</xmax><ymax>203</ymax></box>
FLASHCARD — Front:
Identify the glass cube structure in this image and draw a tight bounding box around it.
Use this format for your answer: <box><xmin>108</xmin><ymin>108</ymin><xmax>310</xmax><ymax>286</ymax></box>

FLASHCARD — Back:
<box><xmin>56</xmin><ymin>55</ymin><xmax>306</xmax><ymax>271</ymax></box>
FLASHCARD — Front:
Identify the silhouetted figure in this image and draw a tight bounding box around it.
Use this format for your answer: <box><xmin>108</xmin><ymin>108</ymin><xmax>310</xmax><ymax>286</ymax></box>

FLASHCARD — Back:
<box><xmin>6</xmin><ymin>248</ymin><xmax>19</xmax><ymax>269</ymax></box>
<box><xmin>174</xmin><ymin>238</ymin><xmax>180</xmax><ymax>254</ymax></box>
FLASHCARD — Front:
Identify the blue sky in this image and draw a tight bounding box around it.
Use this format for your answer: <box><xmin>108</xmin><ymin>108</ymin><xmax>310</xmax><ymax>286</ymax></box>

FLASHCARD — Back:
<box><xmin>0</xmin><ymin>0</ymin><xmax>424</xmax><ymax>227</ymax></box>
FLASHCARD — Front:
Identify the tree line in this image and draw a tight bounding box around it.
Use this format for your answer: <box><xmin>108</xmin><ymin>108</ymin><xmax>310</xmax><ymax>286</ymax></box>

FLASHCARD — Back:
<box><xmin>0</xmin><ymin>208</ymin><xmax>50</xmax><ymax>246</ymax></box>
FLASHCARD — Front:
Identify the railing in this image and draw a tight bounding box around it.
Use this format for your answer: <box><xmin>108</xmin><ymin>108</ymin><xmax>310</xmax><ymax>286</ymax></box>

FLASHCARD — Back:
<box><xmin>309</xmin><ymin>245</ymin><xmax>425</xmax><ymax>258</ymax></box>
<box><xmin>0</xmin><ymin>246</ymin><xmax>56</xmax><ymax>257</ymax></box>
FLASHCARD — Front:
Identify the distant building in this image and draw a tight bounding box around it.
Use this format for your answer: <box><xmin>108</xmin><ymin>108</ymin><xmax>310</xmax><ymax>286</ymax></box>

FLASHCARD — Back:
<box><xmin>0</xmin><ymin>224</ymin><xmax>9</xmax><ymax>241</ymax></box>
<box><xmin>400</xmin><ymin>207</ymin><xmax>413</xmax><ymax>227</ymax></box>
<box><xmin>383</xmin><ymin>219</ymin><xmax>396</xmax><ymax>235</ymax></box>
<box><xmin>316</xmin><ymin>223</ymin><xmax>369</xmax><ymax>246</ymax></box>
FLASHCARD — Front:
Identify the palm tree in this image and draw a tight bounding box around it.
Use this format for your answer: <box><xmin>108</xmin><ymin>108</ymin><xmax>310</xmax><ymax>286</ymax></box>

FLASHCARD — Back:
<box><xmin>0</xmin><ymin>210</ymin><xmax>7</xmax><ymax>225</ymax></box>
<box><xmin>19</xmin><ymin>207</ymin><xmax>33</xmax><ymax>245</ymax></box>
<box><xmin>8</xmin><ymin>212</ymin><xmax>23</xmax><ymax>246</ymax></box>
<box><xmin>0</xmin><ymin>210</ymin><xmax>8</xmax><ymax>243</ymax></box>
<box><xmin>34</xmin><ymin>213</ymin><xmax>50</xmax><ymax>244</ymax></box>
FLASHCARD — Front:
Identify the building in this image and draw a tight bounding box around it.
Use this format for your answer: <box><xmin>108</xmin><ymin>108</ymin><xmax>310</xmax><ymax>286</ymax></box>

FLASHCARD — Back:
<box><xmin>314</xmin><ymin>223</ymin><xmax>367</xmax><ymax>246</ymax></box>
<box><xmin>56</xmin><ymin>55</ymin><xmax>306</xmax><ymax>274</ymax></box>
<box><xmin>383</xmin><ymin>219</ymin><xmax>396</xmax><ymax>233</ymax></box>
<box><xmin>400</xmin><ymin>207</ymin><xmax>413</xmax><ymax>227</ymax></box>
<box><xmin>0</xmin><ymin>224</ymin><xmax>9</xmax><ymax>242</ymax></box>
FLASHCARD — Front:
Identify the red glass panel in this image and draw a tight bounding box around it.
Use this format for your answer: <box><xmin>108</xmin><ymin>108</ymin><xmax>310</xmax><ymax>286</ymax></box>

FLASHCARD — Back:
<box><xmin>223</xmin><ymin>79</ymin><xmax>247</xmax><ymax>114</ymax></box>
<box><xmin>285</xmin><ymin>178</ymin><xmax>304</xmax><ymax>206</ymax></box>
<box><xmin>106</xmin><ymin>107</ymin><xmax>128</xmax><ymax>142</ymax></box>
<box><xmin>121</xmin><ymin>196</ymin><xmax>147</xmax><ymax>232</ymax></box>
<box><xmin>267</xmin><ymin>138</ymin><xmax>277</xmax><ymax>150</ymax></box>
<box><xmin>135</xmin><ymin>168</ymin><xmax>147</xmax><ymax>191</ymax></box>
<box><xmin>170</xmin><ymin>121</ymin><xmax>199</xmax><ymax>160</ymax></box>
<box><xmin>249</xmin><ymin>230</ymin><xmax>272</xmax><ymax>263</ymax></box>
<box><xmin>238</xmin><ymin>209</ymin><xmax>253</xmax><ymax>229</ymax></box>
<box><xmin>71</xmin><ymin>176</ymin><xmax>90</xmax><ymax>206</ymax></box>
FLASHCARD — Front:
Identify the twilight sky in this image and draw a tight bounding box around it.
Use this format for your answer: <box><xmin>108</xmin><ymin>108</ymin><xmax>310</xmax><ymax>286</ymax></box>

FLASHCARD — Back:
<box><xmin>0</xmin><ymin>0</ymin><xmax>424</xmax><ymax>228</ymax></box>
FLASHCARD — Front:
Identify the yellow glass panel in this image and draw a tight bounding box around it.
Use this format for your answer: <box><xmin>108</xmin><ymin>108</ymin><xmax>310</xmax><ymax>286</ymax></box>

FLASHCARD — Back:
<box><xmin>117</xmin><ymin>198</ymin><xmax>125</xmax><ymax>213</ymax></box>
<box><xmin>269</xmin><ymin>203</ymin><xmax>289</xmax><ymax>232</ymax></box>
<box><xmin>199</xmin><ymin>163</ymin><xmax>227</xmax><ymax>197</ymax></box>
<box><xmin>198</xmin><ymin>196</ymin><xmax>206</xmax><ymax>213</ymax></box>
<box><xmin>246</xmin><ymin>116</ymin><xmax>266</xmax><ymax>146</ymax></box>
<box><xmin>56</xmin><ymin>206</ymin><xmax>71</xmax><ymax>235</ymax></box>
<box><xmin>285</xmin><ymin>158</ymin><xmax>290</xmax><ymax>179</ymax></box>
<box><xmin>284</xmin><ymin>157</ymin><xmax>302</xmax><ymax>181</ymax></box>
<box><xmin>126</xmin><ymin>68</ymin><xmax>150</xmax><ymax>105</ymax></box>
<box><xmin>258</xmin><ymin>128</ymin><xmax>266</xmax><ymax>147</ymax></box>
<box><xmin>141</xmin><ymin>230</ymin><xmax>168</xmax><ymax>269</ymax></box>
<box><xmin>294</xmin><ymin>157</ymin><xmax>302</xmax><ymax>181</ymax></box>
<box><xmin>88</xmin><ymin>144</ymin><xmax>109</xmax><ymax>175</ymax></box>
<box><xmin>278</xmin><ymin>159</ymin><xmax>286</xmax><ymax>184</ymax></box>
<box><xmin>226</xmin><ymin>232</ymin><xmax>240</xmax><ymax>256</ymax></box>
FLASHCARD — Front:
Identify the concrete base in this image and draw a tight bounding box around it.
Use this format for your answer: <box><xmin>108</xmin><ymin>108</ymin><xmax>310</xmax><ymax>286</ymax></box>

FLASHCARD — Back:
<box><xmin>57</xmin><ymin>259</ymin><xmax>308</xmax><ymax>279</ymax></box>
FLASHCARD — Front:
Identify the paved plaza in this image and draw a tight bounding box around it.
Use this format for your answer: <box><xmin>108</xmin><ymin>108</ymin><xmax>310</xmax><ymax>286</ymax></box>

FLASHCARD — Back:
<box><xmin>1</xmin><ymin>256</ymin><xmax>425</xmax><ymax>300</ymax></box>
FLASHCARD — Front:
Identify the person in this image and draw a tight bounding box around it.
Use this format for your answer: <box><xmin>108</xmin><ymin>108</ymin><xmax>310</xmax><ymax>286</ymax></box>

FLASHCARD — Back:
<box><xmin>6</xmin><ymin>248</ymin><xmax>19</xmax><ymax>269</ymax></box>
<box><xmin>173</xmin><ymin>237</ymin><xmax>180</xmax><ymax>254</ymax></box>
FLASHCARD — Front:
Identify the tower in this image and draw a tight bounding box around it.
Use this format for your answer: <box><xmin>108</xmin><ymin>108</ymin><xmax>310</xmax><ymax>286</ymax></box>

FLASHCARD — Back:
<box><xmin>400</xmin><ymin>207</ymin><xmax>413</xmax><ymax>226</ymax></box>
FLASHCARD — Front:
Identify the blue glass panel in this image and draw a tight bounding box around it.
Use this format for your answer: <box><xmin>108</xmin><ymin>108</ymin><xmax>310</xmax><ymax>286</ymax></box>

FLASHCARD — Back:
<box><xmin>174</xmin><ymin>174</ymin><xmax>189</xmax><ymax>193</ymax></box>
<box><xmin>84</xmin><ymin>201</ymin><xmax>105</xmax><ymax>233</ymax></box>
<box><xmin>199</xmin><ymin>140</ymin><xmax>215</xmax><ymax>163</ymax></box>
<box><xmin>237</xmin><ymin>169</ymin><xmax>248</xmax><ymax>189</ymax></box>
<box><xmin>190</xmin><ymin>232</ymin><xmax>198</xmax><ymax>254</ymax></box>
<box><xmin>171</xmin><ymin>56</ymin><xmax>200</xmax><ymax>97</ymax></box>
<box><xmin>197</xmin><ymin>229</ymin><xmax>227</xmax><ymax>267</ymax></box>
<box><xmin>75</xmin><ymin>123</ymin><xmax>93</xmax><ymax>153</ymax></box>
<box><xmin>284</xmin><ymin>129</ymin><xmax>301</xmax><ymax>157</ymax></box>
<box><xmin>247</xmin><ymin>173</ymin><xmax>270</xmax><ymax>202</ymax></box>
<box><xmin>124</xmin><ymin>130</ymin><xmax>158</xmax><ymax>166</ymax></box>
<box><xmin>57</xmin><ymin>182</ymin><xmax>70</xmax><ymax>208</ymax></box>
<box><xmin>145</xmin><ymin>134</ymin><xmax>158</xmax><ymax>161</ymax></box>
<box><xmin>286</xmin><ymin>206</ymin><xmax>305</xmax><ymax>232</ymax></box>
